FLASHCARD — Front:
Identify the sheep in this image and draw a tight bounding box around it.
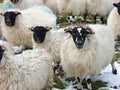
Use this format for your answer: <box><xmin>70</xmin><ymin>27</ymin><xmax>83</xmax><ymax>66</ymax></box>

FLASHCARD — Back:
<box><xmin>0</xmin><ymin>2</ymin><xmax>13</xmax><ymax>36</ymax></box>
<box><xmin>43</xmin><ymin>0</ymin><xmax>58</xmax><ymax>14</ymax></box>
<box><xmin>87</xmin><ymin>0</ymin><xmax>119</xmax><ymax>23</ymax></box>
<box><xmin>107</xmin><ymin>1</ymin><xmax>120</xmax><ymax>40</ymax></box>
<box><xmin>0</xmin><ymin>6</ymin><xmax>56</xmax><ymax>48</ymax></box>
<box><xmin>57</xmin><ymin>0</ymin><xmax>87</xmax><ymax>16</ymax></box>
<box><xmin>0</xmin><ymin>41</ymin><xmax>53</xmax><ymax>90</ymax></box>
<box><xmin>29</xmin><ymin>26</ymin><xmax>66</xmax><ymax>73</ymax></box>
<box><xmin>4</xmin><ymin>0</ymin><xmax>44</xmax><ymax>10</ymax></box>
<box><xmin>60</xmin><ymin>24</ymin><xmax>117</xmax><ymax>90</ymax></box>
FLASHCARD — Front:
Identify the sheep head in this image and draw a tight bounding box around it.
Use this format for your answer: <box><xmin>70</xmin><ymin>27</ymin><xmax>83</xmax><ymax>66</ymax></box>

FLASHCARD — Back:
<box><xmin>30</xmin><ymin>26</ymin><xmax>52</xmax><ymax>43</ymax></box>
<box><xmin>113</xmin><ymin>2</ymin><xmax>120</xmax><ymax>15</ymax></box>
<box><xmin>11</xmin><ymin>0</ymin><xmax>19</xmax><ymax>4</ymax></box>
<box><xmin>65</xmin><ymin>26</ymin><xmax>95</xmax><ymax>49</ymax></box>
<box><xmin>0</xmin><ymin>11</ymin><xmax>21</xmax><ymax>26</ymax></box>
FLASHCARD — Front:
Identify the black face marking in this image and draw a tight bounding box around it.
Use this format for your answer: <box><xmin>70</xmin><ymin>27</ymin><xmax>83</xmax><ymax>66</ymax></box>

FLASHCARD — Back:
<box><xmin>11</xmin><ymin>0</ymin><xmax>19</xmax><ymax>4</ymax></box>
<box><xmin>113</xmin><ymin>2</ymin><xmax>120</xmax><ymax>15</ymax></box>
<box><xmin>3</xmin><ymin>11</ymin><xmax>20</xmax><ymax>26</ymax></box>
<box><xmin>66</xmin><ymin>26</ymin><xmax>94</xmax><ymax>49</ymax></box>
<box><xmin>31</xmin><ymin>26</ymin><xmax>49</xmax><ymax>43</ymax></box>
<box><xmin>71</xmin><ymin>27</ymin><xmax>88</xmax><ymax>49</ymax></box>
<box><xmin>0</xmin><ymin>46</ymin><xmax>4</xmax><ymax>63</ymax></box>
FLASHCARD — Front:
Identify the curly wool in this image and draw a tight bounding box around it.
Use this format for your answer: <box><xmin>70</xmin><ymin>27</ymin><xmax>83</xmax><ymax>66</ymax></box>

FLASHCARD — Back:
<box><xmin>0</xmin><ymin>43</ymin><xmax>53</xmax><ymax>90</ymax></box>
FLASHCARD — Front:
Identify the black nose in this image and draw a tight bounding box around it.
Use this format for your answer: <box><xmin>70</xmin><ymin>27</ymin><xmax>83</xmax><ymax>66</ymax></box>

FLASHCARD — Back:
<box><xmin>5</xmin><ymin>19</ymin><xmax>14</xmax><ymax>26</ymax></box>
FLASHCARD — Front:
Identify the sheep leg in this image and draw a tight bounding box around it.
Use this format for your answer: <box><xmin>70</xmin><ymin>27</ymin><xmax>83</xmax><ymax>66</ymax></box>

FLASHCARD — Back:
<box><xmin>86</xmin><ymin>76</ymin><xmax>92</xmax><ymax>90</ymax></box>
<box><xmin>53</xmin><ymin>61</ymin><xmax>60</xmax><ymax>74</ymax></box>
<box><xmin>93</xmin><ymin>15</ymin><xmax>98</xmax><ymax>23</ymax></box>
<box><xmin>111</xmin><ymin>54</ymin><xmax>117</xmax><ymax>74</ymax></box>
<box><xmin>76</xmin><ymin>76</ymin><xmax>83</xmax><ymax>90</ymax></box>
<box><xmin>83</xmin><ymin>14</ymin><xmax>87</xmax><ymax>21</ymax></box>
<box><xmin>100</xmin><ymin>16</ymin><xmax>104</xmax><ymax>24</ymax></box>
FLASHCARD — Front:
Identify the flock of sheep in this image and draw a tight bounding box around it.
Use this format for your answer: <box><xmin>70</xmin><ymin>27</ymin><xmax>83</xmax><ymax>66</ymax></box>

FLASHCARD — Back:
<box><xmin>0</xmin><ymin>0</ymin><xmax>120</xmax><ymax>90</ymax></box>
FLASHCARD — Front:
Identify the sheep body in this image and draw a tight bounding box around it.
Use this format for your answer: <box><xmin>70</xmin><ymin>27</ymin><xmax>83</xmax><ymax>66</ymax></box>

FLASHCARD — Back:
<box><xmin>87</xmin><ymin>0</ymin><xmax>119</xmax><ymax>16</ymax></box>
<box><xmin>5</xmin><ymin>0</ymin><xmax>44</xmax><ymax>9</ymax></box>
<box><xmin>44</xmin><ymin>0</ymin><xmax>58</xmax><ymax>14</ymax></box>
<box><xmin>61</xmin><ymin>24</ymin><xmax>115</xmax><ymax>76</ymax></box>
<box><xmin>57</xmin><ymin>0</ymin><xmax>87</xmax><ymax>16</ymax></box>
<box><xmin>1</xmin><ymin>6</ymin><xmax>56</xmax><ymax>48</ymax></box>
<box><xmin>0</xmin><ymin>42</ymin><xmax>53</xmax><ymax>90</ymax></box>
<box><xmin>107</xmin><ymin>7</ymin><xmax>120</xmax><ymax>39</ymax></box>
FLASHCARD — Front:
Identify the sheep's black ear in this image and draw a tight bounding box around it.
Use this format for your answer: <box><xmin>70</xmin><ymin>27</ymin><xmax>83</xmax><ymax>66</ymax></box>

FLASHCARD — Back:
<box><xmin>0</xmin><ymin>12</ymin><xmax>5</xmax><ymax>16</ymax></box>
<box><xmin>29</xmin><ymin>27</ymin><xmax>35</xmax><ymax>32</ymax></box>
<box><xmin>45</xmin><ymin>26</ymin><xmax>52</xmax><ymax>31</ymax></box>
<box><xmin>64</xmin><ymin>28</ymin><xmax>73</xmax><ymax>34</ymax></box>
<box><xmin>15</xmin><ymin>11</ymin><xmax>21</xmax><ymax>15</ymax></box>
<box><xmin>113</xmin><ymin>3</ymin><xmax>118</xmax><ymax>7</ymax></box>
<box><xmin>85</xmin><ymin>26</ymin><xmax>95</xmax><ymax>34</ymax></box>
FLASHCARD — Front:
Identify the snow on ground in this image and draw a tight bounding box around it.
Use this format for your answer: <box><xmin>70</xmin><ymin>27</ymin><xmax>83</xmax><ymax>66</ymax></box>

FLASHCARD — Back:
<box><xmin>52</xmin><ymin>61</ymin><xmax>120</xmax><ymax>90</ymax></box>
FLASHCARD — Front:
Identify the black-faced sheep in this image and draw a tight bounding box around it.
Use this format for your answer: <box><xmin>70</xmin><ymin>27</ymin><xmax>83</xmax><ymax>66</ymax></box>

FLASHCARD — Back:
<box><xmin>0</xmin><ymin>6</ymin><xmax>56</xmax><ymax>48</ymax></box>
<box><xmin>30</xmin><ymin>26</ymin><xmax>66</xmax><ymax>73</ymax></box>
<box><xmin>60</xmin><ymin>24</ymin><xmax>117</xmax><ymax>90</ymax></box>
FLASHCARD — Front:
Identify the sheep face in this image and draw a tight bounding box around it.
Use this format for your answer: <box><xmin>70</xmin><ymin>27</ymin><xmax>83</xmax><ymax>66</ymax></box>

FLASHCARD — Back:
<box><xmin>65</xmin><ymin>27</ymin><xmax>94</xmax><ymax>49</ymax></box>
<box><xmin>0</xmin><ymin>46</ymin><xmax>4</xmax><ymax>63</ymax></box>
<box><xmin>113</xmin><ymin>2</ymin><xmax>120</xmax><ymax>15</ymax></box>
<box><xmin>1</xmin><ymin>11</ymin><xmax>21</xmax><ymax>26</ymax></box>
<box><xmin>11</xmin><ymin>0</ymin><xmax>19</xmax><ymax>4</ymax></box>
<box><xmin>31</xmin><ymin>26</ymin><xmax>49</xmax><ymax>43</ymax></box>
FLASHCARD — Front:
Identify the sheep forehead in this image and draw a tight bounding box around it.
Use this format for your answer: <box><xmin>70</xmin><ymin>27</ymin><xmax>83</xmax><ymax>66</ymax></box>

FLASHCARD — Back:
<box><xmin>77</xmin><ymin>27</ymin><xmax>82</xmax><ymax>34</ymax></box>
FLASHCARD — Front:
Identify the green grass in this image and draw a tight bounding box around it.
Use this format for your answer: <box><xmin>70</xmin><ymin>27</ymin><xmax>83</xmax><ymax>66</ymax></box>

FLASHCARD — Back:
<box><xmin>0</xmin><ymin>0</ymin><xmax>3</xmax><ymax>3</ymax></box>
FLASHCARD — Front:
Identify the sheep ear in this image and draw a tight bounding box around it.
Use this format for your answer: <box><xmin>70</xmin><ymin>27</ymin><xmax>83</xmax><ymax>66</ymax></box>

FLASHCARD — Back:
<box><xmin>64</xmin><ymin>28</ymin><xmax>72</xmax><ymax>34</ymax></box>
<box><xmin>45</xmin><ymin>26</ymin><xmax>52</xmax><ymax>31</ymax></box>
<box><xmin>29</xmin><ymin>27</ymin><xmax>34</xmax><ymax>32</ymax></box>
<box><xmin>0</xmin><ymin>12</ymin><xmax>4</xmax><ymax>16</ymax></box>
<box><xmin>113</xmin><ymin>3</ymin><xmax>118</xmax><ymax>7</ymax></box>
<box><xmin>85</xmin><ymin>26</ymin><xmax>95</xmax><ymax>34</ymax></box>
<box><xmin>15</xmin><ymin>11</ymin><xmax>21</xmax><ymax>15</ymax></box>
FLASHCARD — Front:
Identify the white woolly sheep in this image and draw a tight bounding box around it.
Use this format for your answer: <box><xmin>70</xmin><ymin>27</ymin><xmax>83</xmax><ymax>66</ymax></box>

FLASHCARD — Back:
<box><xmin>29</xmin><ymin>26</ymin><xmax>66</xmax><ymax>73</ymax></box>
<box><xmin>0</xmin><ymin>41</ymin><xmax>53</xmax><ymax>90</ymax></box>
<box><xmin>57</xmin><ymin>0</ymin><xmax>87</xmax><ymax>16</ymax></box>
<box><xmin>0</xmin><ymin>6</ymin><xmax>56</xmax><ymax>48</ymax></box>
<box><xmin>0</xmin><ymin>2</ymin><xmax>13</xmax><ymax>36</ymax></box>
<box><xmin>60</xmin><ymin>24</ymin><xmax>117</xmax><ymax>90</ymax></box>
<box><xmin>107</xmin><ymin>1</ymin><xmax>120</xmax><ymax>40</ymax></box>
<box><xmin>43</xmin><ymin>0</ymin><xmax>58</xmax><ymax>14</ymax></box>
<box><xmin>4</xmin><ymin>0</ymin><xmax>44</xmax><ymax>9</ymax></box>
<box><xmin>87</xmin><ymin>0</ymin><xmax>119</xmax><ymax>23</ymax></box>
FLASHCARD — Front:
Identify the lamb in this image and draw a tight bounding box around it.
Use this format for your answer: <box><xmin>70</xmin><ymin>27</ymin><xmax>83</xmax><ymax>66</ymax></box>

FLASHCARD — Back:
<box><xmin>0</xmin><ymin>6</ymin><xmax>56</xmax><ymax>48</ymax></box>
<box><xmin>4</xmin><ymin>0</ymin><xmax>44</xmax><ymax>9</ymax></box>
<box><xmin>29</xmin><ymin>26</ymin><xmax>66</xmax><ymax>73</ymax></box>
<box><xmin>0</xmin><ymin>41</ymin><xmax>53</xmax><ymax>90</ymax></box>
<box><xmin>87</xmin><ymin>0</ymin><xmax>119</xmax><ymax>23</ymax></box>
<box><xmin>107</xmin><ymin>1</ymin><xmax>120</xmax><ymax>40</ymax></box>
<box><xmin>60</xmin><ymin>24</ymin><xmax>117</xmax><ymax>90</ymax></box>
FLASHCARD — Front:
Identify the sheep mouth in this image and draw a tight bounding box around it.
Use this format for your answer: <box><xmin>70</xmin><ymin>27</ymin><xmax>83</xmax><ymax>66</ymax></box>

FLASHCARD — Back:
<box><xmin>75</xmin><ymin>44</ymin><xmax>83</xmax><ymax>49</ymax></box>
<box><xmin>5</xmin><ymin>23</ymin><xmax>14</xmax><ymax>26</ymax></box>
<box><xmin>35</xmin><ymin>40</ymin><xmax>43</xmax><ymax>43</ymax></box>
<box><xmin>11</xmin><ymin>0</ymin><xmax>19</xmax><ymax>4</ymax></box>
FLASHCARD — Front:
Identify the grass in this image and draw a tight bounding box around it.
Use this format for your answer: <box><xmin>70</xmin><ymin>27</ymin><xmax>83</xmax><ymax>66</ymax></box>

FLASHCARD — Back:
<box><xmin>0</xmin><ymin>0</ymin><xmax>3</xmax><ymax>3</ymax></box>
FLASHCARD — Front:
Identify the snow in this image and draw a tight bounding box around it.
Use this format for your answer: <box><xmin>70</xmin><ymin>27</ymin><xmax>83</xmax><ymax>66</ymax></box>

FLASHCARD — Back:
<box><xmin>52</xmin><ymin>61</ymin><xmax>120</xmax><ymax>90</ymax></box>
